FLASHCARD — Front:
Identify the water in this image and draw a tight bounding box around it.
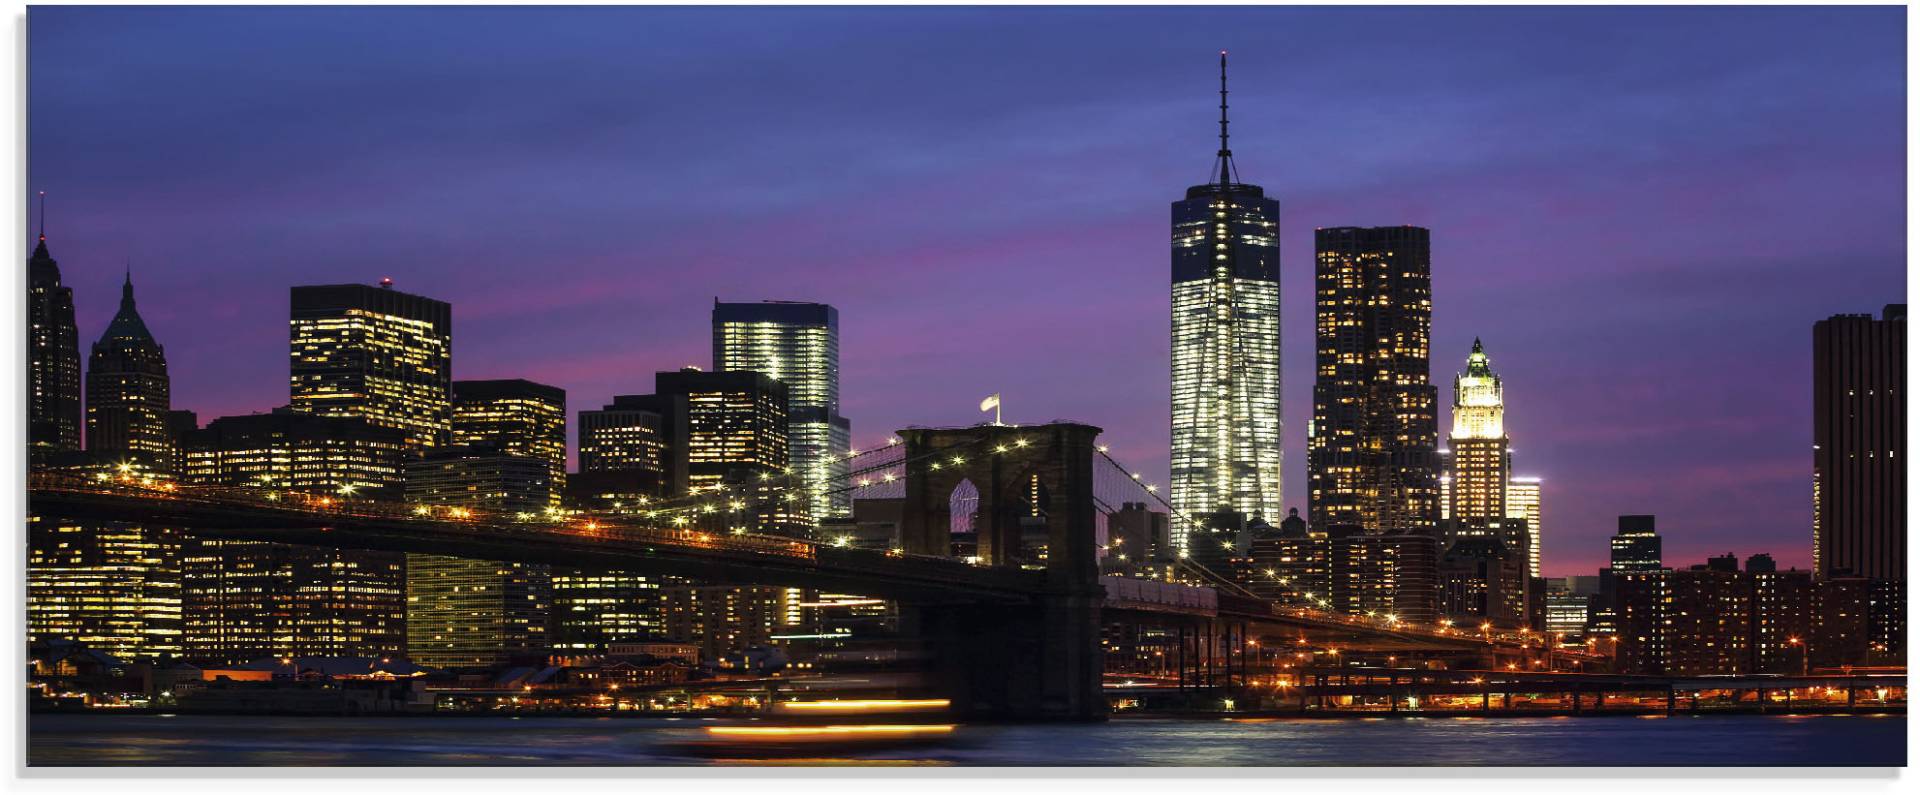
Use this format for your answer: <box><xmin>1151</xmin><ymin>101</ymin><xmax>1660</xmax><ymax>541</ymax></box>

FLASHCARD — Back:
<box><xmin>27</xmin><ymin>713</ymin><xmax>1904</xmax><ymax>767</ymax></box>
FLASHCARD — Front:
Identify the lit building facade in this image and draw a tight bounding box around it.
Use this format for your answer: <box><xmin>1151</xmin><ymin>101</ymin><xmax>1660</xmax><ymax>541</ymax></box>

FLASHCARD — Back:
<box><xmin>1506</xmin><ymin>477</ymin><xmax>1542</xmax><ymax>580</ymax></box>
<box><xmin>1447</xmin><ymin>340</ymin><xmax>1508</xmax><ymax>525</ymax></box>
<box><xmin>185</xmin><ymin>408</ymin><xmax>408</xmax><ymax>499</ymax></box>
<box><xmin>28</xmin><ymin>227</ymin><xmax>83</xmax><ymax>463</ymax></box>
<box><xmin>85</xmin><ymin>274</ymin><xmax>173</xmax><ymax>469</ymax></box>
<box><xmin>1308</xmin><ymin>226</ymin><xmax>1439</xmax><ymax>535</ymax></box>
<box><xmin>1169</xmin><ymin>54</ymin><xmax>1282</xmax><ymax>546</ymax></box>
<box><xmin>453</xmin><ymin>379</ymin><xmax>566</xmax><ymax>500</ymax></box>
<box><xmin>1812</xmin><ymin>304</ymin><xmax>1905</xmax><ymax>582</ymax></box>
<box><xmin>652</xmin><ymin>368</ymin><xmax>790</xmax><ymax>509</ymax></box>
<box><xmin>180</xmin><ymin>540</ymin><xmax>405</xmax><ymax>665</ymax></box>
<box><xmin>552</xmin><ymin>573</ymin><xmax>664</xmax><ymax>653</ymax></box>
<box><xmin>290</xmin><ymin>282</ymin><xmax>452</xmax><ymax>453</ymax></box>
<box><xmin>713</xmin><ymin>300</ymin><xmax>852</xmax><ymax>522</ymax></box>
<box><xmin>181</xmin><ymin>409</ymin><xmax>410</xmax><ymax>664</ymax></box>
<box><xmin>27</xmin><ymin>517</ymin><xmax>183</xmax><ymax>661</ymax></box>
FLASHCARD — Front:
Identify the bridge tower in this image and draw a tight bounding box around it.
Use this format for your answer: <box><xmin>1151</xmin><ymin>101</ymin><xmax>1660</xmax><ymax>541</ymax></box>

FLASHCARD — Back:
<box><xmin>896</xmin><ymin>422</ymin><xmax>1107</xmax><ymax>721</ymax></box>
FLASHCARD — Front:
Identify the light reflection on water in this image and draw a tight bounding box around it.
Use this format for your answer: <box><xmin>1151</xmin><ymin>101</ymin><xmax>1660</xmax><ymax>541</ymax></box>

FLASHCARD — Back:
<box><xmin>27</xmin><ymin>713</ymin><xmax>1905</xmax><ymax>767</ymax></box>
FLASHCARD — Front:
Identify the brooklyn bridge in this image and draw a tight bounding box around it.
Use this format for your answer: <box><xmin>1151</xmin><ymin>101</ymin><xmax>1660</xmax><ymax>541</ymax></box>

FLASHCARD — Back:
<box><xmin>30</xmin><ymin>421</ymin><xmax>1597</xmax><ymax>720</ymax></box>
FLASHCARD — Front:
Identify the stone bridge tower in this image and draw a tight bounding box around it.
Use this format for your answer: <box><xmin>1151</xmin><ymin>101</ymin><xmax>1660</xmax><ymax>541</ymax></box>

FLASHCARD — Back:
<box><xmin>896</xmin><ymin>422</ymin><xmax>1106</xmax><ymax>720</ymax></box>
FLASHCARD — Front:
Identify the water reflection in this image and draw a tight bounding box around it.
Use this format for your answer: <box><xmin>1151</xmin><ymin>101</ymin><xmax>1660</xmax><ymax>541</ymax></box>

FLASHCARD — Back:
<box><xmin>26</xmin><ymin>713</ymin><xmax>1906</xmax><ymax>767</ymax></box>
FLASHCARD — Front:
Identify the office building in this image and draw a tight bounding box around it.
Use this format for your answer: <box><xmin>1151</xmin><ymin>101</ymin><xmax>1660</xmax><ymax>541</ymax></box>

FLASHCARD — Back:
<box><xmin>713</xmin><ymin>300</ymin><xmax>852</xmax><ymax>522</ymax></box>
<box><xmin>1812</xmin><ymin>305</ymin><xmax>1905</xmax><ymax>581</ymax></box>
<box><xmin>1439</xmin><ymin>536</ymin><xmax>1525</xmax><ymax>629</ymax></box>
<box><xmin>1506</xmin><ymin>477</ymin><xmax>1543</xmax><ymax>579</ymax></box>
<box><xmin>453</xmin><ymin>379</ymin><xmax>566</xmax><ymax>498</ymax></box>
<box><xmin>1612</xmin><ymin>569</ymin><xmax>1671</xmax><ymax>675</ymax></box>
<box><xmin>180</xmin><ymin>540</ymin><xmax>405</xmax><ymax>665</ymax></box>
<box><xmin>1328</xmin><ymin>526</ymin><xmax>1438</xmax><ymax>626</ymax></box>
<box><xmin>290</xmin><ymin>282</ymin><xmax>452</xmax><ymax>453</ymax></box>
<box><xmin>661</xmin><ymin>581</ymin><xmax>808</xmax><ymax>661</ymax></box>
<box><xmin>27</xmin><ymin>517</ymin><xmax>182</xmax><ymax>661</ymax></box>
<box><xmin>1747</xmin><ymin>565</ymin><xmax>1814</xmax><ymax>674</ymax></box>
<box><xmin>1543</xmin><ymin>588</ymin><xmax>1591</xmax><ymax>642</ymax></box>
<box><xmin>180</xmin><ymin>410</ymin><xmax>410</xmax><ymax>664</ymax></box>
<box><xmin>85</xmin><ymin>274</ymin><xmax>173</xmax><ymax>468</ymax></box>
<box><xmin>1610</xmin><ymin>515</ymin><xmax>1662</xmax><ymax>571</ymax></box>
<box><xmin>185</xmin><ymin>408</ymin><xmax>408</xmax><ymax>498</ymax></box>
<box><xmin>552</xmin><ymin>573</ymin><xmax>665</xmax><ymax>653</ymax></box>
<box><xmin>1447</xmin><ymin>340</ymin><xmax>1509</xmax><ymax>524</ymax></box>
<box><xmin>28</xmin><ymin>219</ymin><xmax>83</xmax><ymax>462</ymax></box>
<box><xmin>404</xmin><ymin>445</ymin><xmax>557</xmax><ymax>514</ymax></box>
<box><xmin>403</xmin><ymin>441</ymin><xmax>558</xmax><ymax>669</ymax></box>
<box><xmin>1309</xmin><ymin>225</ymin><xmax>1439</xmax><ymax>534</ymax></box>
<box><xmin>1169</xmin><ymin>54</ymin><xmax>1282</xmax><ymax>547</ymax></box>
<box><xmin>1668</xmin><ymin>564</ymin><xmax>1750</xmax><ymax>676</ymax></box>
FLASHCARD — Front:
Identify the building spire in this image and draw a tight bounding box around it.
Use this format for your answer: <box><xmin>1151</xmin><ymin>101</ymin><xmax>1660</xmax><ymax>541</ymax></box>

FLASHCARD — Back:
<box><xmin>37</xmin><ymin>191</ymin><xmax>46</xmax><ymax>242</ymax></box>
<box><xmin>1214</xmin><ymin>51</ymin><xmax>1237</xmax><ymax>186</ymax></box>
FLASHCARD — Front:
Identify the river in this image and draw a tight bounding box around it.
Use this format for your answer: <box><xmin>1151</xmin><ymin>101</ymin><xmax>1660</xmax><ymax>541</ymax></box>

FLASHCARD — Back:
<box><xmin>26</xmin><ymin>713</ymin><xmax>1904</xmax><ymax>767</ymax></box>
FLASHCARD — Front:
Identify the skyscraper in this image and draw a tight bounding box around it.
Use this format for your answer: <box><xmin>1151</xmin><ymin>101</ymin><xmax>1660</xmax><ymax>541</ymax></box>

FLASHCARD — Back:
<box><xmin>453</xmin><ymin>378</ymin><xmax>567</xmax><ymax>502</ymax></box>
<box><xmin>1610</xmin><ymin>515</ymin><xmax>1662</xmax><ymax>571</ymax></box>
<box><xmin>653</xmin><ymin>368</ymin><xmax>791</xmax><ymax>504</ymax></box>
<box><xmin>1169</xmin><ymin>53</ymin><xmax>1282</xmax><ymax>547</ymax></box>
<box><xmin>27</xmin><ymin>208</ymin><xmax>82</xmax><ymax>463</ymax></box>
<box><xmin>290</xmin><ymin>282</ymin><xmax>452</xmax><ymax>453</ymax></box>
<box><xmin>1506</xmin><ymin>477</ymin><xmax>1543</xmax><ymax>580</ymax></box>
<box><xmin>85</xmin><ymin>273</ymin><xmax>172</xmax><ymax>468</ymax></box>
<box><xmin>1308</xmin><ymin>226</ymin><xmax>1438</xmax><ymax>535</ymax></box>
<box><xmin>1447</xmin><ymin>340</ymin><xmax>1508</xmax><ymax>525</ymax></box>
<box><xmin>713</xmin><ymin>300</ymin><xmax>851</xmax><ymax>522</ymax></box>
<box><xmin>1812</xmin><ymin>304</ymin><xmax>1905</xmax><ymax>581</ymax></box>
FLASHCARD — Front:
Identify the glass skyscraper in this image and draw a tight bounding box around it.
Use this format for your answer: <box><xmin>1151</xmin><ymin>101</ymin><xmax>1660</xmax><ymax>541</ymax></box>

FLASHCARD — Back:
<box><xmin>1169</xmin><ymin>54</ymin><xmax>1282</xmax><ymax>548</ymax></box>
<box><xmin>712</xmin><ymin>300</ymin><xmax>850</xmax><ymax>523</ymax></box>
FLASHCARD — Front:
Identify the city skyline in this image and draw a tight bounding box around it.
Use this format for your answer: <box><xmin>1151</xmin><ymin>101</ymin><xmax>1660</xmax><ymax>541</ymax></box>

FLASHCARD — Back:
<box><xmin>26</xmin><ymin>6</ymin><xmax>1905</xmax><ymax>575</ymax></box>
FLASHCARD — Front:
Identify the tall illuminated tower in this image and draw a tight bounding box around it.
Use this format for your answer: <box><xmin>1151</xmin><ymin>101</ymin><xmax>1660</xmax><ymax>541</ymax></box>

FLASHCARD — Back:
<box><xmin>1308</xmin><ymin>226</ymin><xmax>1438</xmax><ymax>534</ymax></box>
<box><xmin>27</xmin><ymin>202</ymin><xmax>82</xmax><ymax>463</ymax></box>
<box><xmin>713</xmin><ymin>300</ymin><xmax>850</xmax><ymax>522</ymax></box>
<box><xmin>1447</xmin><ymin>339</ymin><xmax>1509</xmax><ymax>524</ymax></box>
<box><xmin>1170</xmin><ymin>52</ymin><xmax>1282</xmax><ymax>548</ymax></box>
<box><xmin>86</xmin><ymin>273</ymin><xmax>173</xmax><ymax>468</ymax></box>
<box><xmin>1506</xmin><ymin>476</ymin><xmax>1542</xmax><ymax>579</ymax></box>
<box><xmin>290</xmin><ymin>281</ymin><xmax>452</xmax><ymax>453</ymax></box>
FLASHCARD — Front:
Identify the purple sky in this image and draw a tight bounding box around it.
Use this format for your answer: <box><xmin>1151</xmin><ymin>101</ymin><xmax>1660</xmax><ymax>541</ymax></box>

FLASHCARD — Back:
<box><xmin>29</xmin><ymin>7</ymin><xmax>1905</xmax><ymax>576</ymax></box>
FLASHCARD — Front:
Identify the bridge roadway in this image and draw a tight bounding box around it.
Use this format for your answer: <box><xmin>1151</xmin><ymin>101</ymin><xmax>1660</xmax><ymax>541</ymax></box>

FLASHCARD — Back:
<box><xmin>28</xmin><ymin>475</ymin><xmax>1042</xmax><ymax>605</ymax></box>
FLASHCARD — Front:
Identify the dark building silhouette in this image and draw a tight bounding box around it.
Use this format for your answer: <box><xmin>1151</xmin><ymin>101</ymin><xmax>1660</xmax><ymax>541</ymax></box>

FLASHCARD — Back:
<box><xmin>85</xmin><ymin>274</ymin><xmax>172</xmax><ymax>469</ymax></box>
<box><xmin>1328</xmin><ymin>525</ymin><xmax>1438</xmax><ymax>626</ymax></box>
<box><xmin>1813</xmin><ymin>304</ymin><xmax>1905</xmax><ymax>582</ymax></box>
<box><xmin>1610</xmin><ymin>515</ymin><xmax>1662</xmax><ymax>571</ymax></box>
<box><xmin>1611</xmin><ymin>554</ymin><xmax>1898</xmax><ymax>677</ymax></box>
<box><xmin>1308</xmin><ymin>225</ymin><xmax>1438</xmax><ymax>535</ymax></box>
<box><xmin>1169</xmin><ymin>54</ymin><xmax>1283</xmax><ymax>542</ymax></box>
<box><xmin>27</xmin><ymin>214</ymin><xmax>82</xmax><ymax>463</ymax></box>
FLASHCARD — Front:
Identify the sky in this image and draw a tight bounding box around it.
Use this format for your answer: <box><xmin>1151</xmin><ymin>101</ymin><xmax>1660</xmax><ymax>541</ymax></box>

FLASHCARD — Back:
<box><xmin>28</xmin><ymin>6</ymin><xmax>1905</xmax><ymax>577</ymax></box>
